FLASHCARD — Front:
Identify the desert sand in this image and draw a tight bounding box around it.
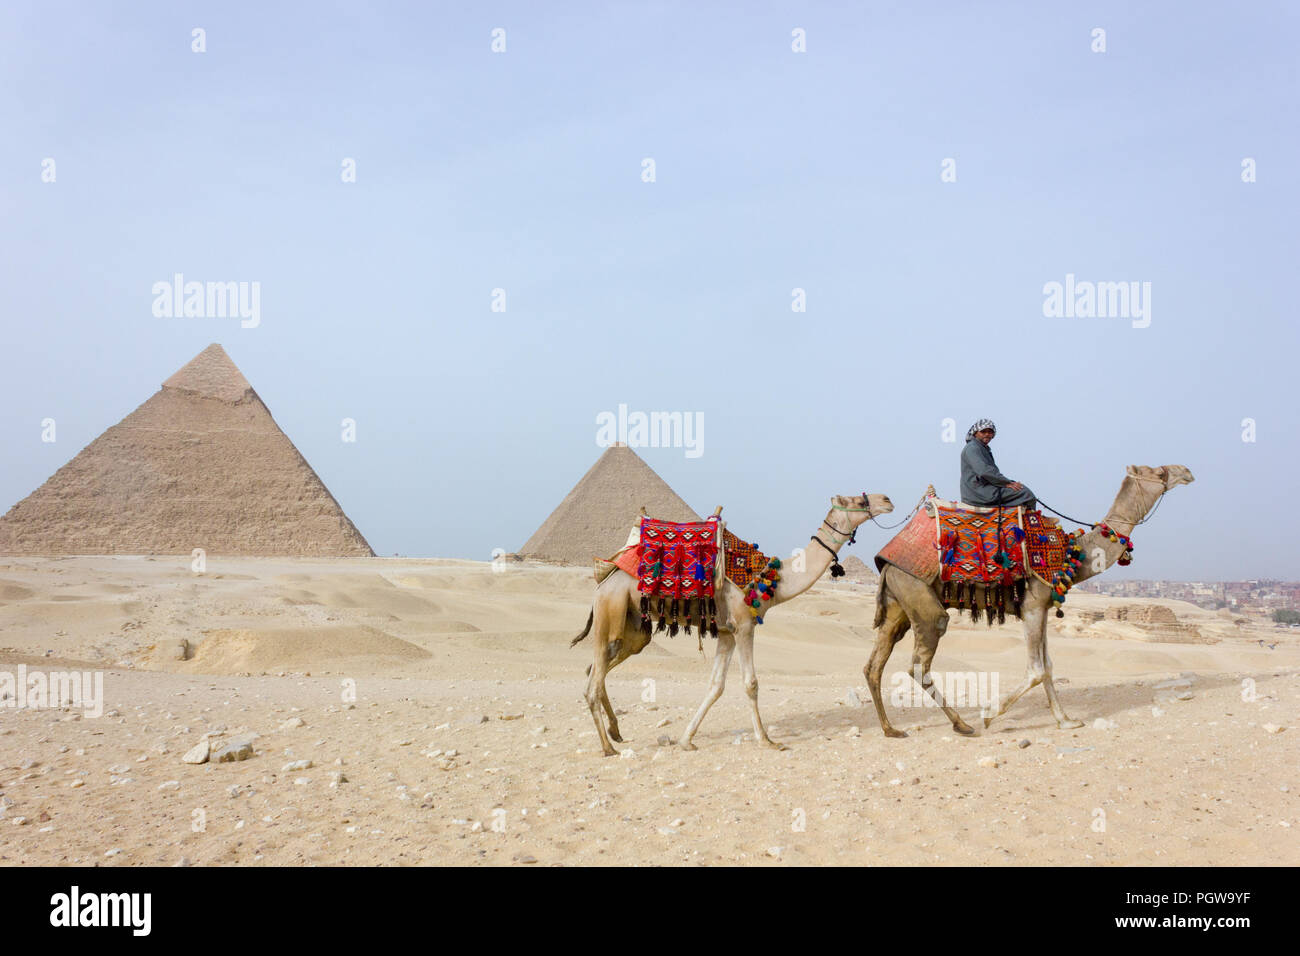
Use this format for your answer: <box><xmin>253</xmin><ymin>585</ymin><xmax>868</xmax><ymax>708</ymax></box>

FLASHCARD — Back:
<box><xmin>0</xmin><ymin>555</ymin><xmax>1295</xmax><ymax>866</ymax></box>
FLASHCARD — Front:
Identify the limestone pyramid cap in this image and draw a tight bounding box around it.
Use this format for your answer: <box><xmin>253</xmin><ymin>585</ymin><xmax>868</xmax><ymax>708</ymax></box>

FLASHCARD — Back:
<box><xmin>162</xmin><ymin>343</ymin><xmax>254</xmax><ymax>403</ymax></box>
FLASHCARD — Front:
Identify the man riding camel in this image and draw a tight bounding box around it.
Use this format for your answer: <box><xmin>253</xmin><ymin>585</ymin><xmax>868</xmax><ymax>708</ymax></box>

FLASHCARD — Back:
<box><xmin>959</xmin><ymin>418</ymin><xmax>1036</xmax><ymax>511</ymax></box>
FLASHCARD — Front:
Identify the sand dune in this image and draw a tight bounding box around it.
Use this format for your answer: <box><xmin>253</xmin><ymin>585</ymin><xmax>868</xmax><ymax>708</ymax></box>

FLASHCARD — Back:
<box><xmin>186</xmin><ymin>626</ymin><xmax>431</xmax><ymax>675</ymax></box>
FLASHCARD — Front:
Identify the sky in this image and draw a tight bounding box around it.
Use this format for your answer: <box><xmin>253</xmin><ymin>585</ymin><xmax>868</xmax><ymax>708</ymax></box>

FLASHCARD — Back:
<box><xmin>1</xmin><ymin>1</ymin><xmax>1297</xmax><ymax>579</ymax></box>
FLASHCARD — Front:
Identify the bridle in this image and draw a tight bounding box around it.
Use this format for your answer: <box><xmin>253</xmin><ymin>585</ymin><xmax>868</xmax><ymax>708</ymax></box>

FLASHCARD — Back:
<box><xmin>810</xmin><ymin>494</ymin><xmax>877</xmax><ymax>577</ymax></box>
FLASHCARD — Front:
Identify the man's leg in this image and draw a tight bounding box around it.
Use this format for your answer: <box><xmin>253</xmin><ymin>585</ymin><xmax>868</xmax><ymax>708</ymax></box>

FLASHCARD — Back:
<box><xmin>1002</xmin><ymin>485</ymin><xmax>1036</xmax><ymax>510</ymax></box>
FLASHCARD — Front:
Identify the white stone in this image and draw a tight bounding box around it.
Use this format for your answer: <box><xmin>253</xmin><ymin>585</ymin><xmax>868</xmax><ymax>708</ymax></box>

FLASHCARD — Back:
<box><xmin>182</xmin><ymin>739</ymin><xmax>210</xmax><ymax>764</ymax></box>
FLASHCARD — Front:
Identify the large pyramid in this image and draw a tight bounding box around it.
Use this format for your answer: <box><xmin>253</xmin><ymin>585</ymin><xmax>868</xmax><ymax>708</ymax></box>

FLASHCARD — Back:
<box><xmin>0</xmin><ymin>344</ymin><xmax>374</xmax><ymax>556</ymax></box>
<box><xmin>520</xmin><ymin>444</ymin><xmax>699</xmax><ymax>565</ymax></box>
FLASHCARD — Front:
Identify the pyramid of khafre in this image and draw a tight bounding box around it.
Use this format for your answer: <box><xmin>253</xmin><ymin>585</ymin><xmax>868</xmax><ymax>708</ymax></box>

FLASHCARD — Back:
<box><xmin>0</xmin><ymin>344</ymin><xmax>374</xmax><ymax>556</ymax></box>
<box><xmin>520</xmin><ymin>444</ymin><xmax>699</xmax><ymax>565</ymax></box>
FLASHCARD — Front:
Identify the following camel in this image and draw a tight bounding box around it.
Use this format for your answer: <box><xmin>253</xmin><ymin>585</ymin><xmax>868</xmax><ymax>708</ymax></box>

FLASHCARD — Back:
<box><xmin>866</xmin><ymin>465</ymin><xmax>1193</xmax><ymax>738</ymax></box>
<box><xmin>573</xmin><ymin>493</ymin><xmax>893</xmax><ymax>755</ymax></box>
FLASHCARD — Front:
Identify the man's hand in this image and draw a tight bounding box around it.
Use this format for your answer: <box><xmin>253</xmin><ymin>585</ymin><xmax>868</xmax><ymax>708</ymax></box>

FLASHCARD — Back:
<box><xmin>1007</xmin><ymin>481</ymin><xmax>1024</xmax><ymax>491</ymax></box>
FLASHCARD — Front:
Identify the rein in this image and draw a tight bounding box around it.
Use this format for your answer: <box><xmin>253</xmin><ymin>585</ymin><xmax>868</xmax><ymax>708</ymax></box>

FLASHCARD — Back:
<box><xmin>1038</xmin><ymin>476</ymin><xmax>1168</xmax><ymax>530</ymax></box>
<box><xmin>869</xmin><ymin>491</ymin><xmax>928</xmax><ymax>530</ymax></box>
<box><xmin>1035</xmin><ymin>499</ymin><xmax>1095</xmax><ymax>528</ymax></box>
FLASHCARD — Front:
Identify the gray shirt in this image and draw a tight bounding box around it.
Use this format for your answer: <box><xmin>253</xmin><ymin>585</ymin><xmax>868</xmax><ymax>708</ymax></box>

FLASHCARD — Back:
<box><xmin>960</xmin><ymin>438</ymin><xmax>1011</xmax><ymax>505</ymax></box>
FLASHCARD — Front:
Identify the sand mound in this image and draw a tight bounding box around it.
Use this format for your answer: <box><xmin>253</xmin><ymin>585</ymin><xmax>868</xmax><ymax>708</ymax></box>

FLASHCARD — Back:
<box><xmin>185</xmin><ymin>625</ymin><xmax>430</xmax><ymax>674</ymax></box>
<box><xmin>0</xmin><ymin>579</ymin><xmax>34</xmax><ymax>601</ymax></box>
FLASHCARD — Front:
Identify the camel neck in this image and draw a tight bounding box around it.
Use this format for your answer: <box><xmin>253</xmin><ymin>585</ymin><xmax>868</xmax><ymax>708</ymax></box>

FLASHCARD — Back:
<box><xmin>769</xmin><ymin>513</ymin><xmax>848</xmax><ymax>606</ymax></box>
<box><xmin>1065</xmin><ymin>474</ymin><xmax>1163</xmax><ymax>584</ymax></box>
<box><xmin>1101</xmin><ymin>475</ymin><xmax>1163</xmax><ymax>537</ymax></box>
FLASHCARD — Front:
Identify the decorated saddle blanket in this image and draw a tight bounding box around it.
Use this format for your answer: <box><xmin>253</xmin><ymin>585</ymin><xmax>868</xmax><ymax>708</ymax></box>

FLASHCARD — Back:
<box><xmin>875</xmin><ymin>498</ymin><xmax>1073</xmax><ymax>588</ymax></box>
<box><xmin>721</xmin><ymin>530</ymin><xmax>770</xmax><ymax>589</ymax></box>
<box><xmin>601</xmin><ymin>521</ymin><xmax>771</xmax><ymax>592</ymax></box>
<box><xmin>632</xmin><ymin>516</ymin><xmax>720</xmax><ymax>599</ymax></box>
<box><xmin>596</xmin><ymin>515</ymin><xmax>782</xmax><ymax>632</ymax></box>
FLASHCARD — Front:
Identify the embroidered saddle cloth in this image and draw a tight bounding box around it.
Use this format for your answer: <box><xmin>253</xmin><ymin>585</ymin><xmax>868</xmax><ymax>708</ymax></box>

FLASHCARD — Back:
<box><xmin>720</xmin><ymin>530</ymin><xmax>770</xmax><ymax>589</ymax></box>
<box><xmin>875</xmin><ymin>496</ymin><xmax>1072</xmax><ymax>588</ymax></box>
<box><xmin>597</xmin><ymin>518</ymin><xmax>772</xmax><ymax>591</ymax></box>
<box><xmin>633</xmin><ymin>516</ymin><xmax>721</xmax><ymax>599</ymax></box>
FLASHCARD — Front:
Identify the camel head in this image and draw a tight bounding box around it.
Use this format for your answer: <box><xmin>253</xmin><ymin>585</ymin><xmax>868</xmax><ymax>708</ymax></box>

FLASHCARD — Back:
<box><xmin>1125</xmin><ymin>464</ymin><xmax>1195</xmax><ymax>492</ymax></box>
<box><xmin>829</xmin><ymin>493</ymin><xmax>893</xmax><ymax>531</ymax></box>
<box><xmin>1106</xmin><ymin>465</ymin><xmax>1194</xmax><ymax>531</ymax></box>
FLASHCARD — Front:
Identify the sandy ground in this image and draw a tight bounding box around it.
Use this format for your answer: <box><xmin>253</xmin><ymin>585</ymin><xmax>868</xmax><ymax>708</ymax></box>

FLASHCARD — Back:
<box><xmin>0</xmin><ymin>555</ymin><xmax>1296</xmax><ymax>866</ymax></box>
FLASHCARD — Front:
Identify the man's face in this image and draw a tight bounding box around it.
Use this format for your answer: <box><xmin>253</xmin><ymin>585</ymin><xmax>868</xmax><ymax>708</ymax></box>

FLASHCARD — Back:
<box><xmin>977</xmin><ymin>428</ymin><xmax>995</xmax><ymax>444</ymax></box>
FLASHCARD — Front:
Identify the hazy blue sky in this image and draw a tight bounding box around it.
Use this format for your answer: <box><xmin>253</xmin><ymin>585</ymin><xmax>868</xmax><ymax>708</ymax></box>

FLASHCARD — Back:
<box><xmin>2</xmin><ymin>2</ymin><xmax>1297</xmax><ymax>578</ymax></box>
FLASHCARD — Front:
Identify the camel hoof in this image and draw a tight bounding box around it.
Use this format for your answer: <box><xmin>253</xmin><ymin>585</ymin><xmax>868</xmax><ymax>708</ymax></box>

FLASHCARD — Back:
<box><xmin>678</xmin><ymin>740</ymin><xmax>698</xmax><ymax>752</ymax></box>
<box><xmin>953</xmin><ymin>722</ymin><xmax>976</xmax><ymax>736</ymax></box>
<box><xmin>763</xmin><ymin>739</ymin><xmax>788</xmax><ymax>751</ymax></box>
<box><xmin>1058</xmin><ymin>718</ymin><xmax>1084</xmax><ymax>730</ymax></box>
<box><xmin>602</xmin><ymin>747</ymin><xmax>619</xmax><ymax>757</ymax></box>
<box><xmin>883</xmin><ymin>727</ymin><xmax>908</xmax><ymax>739</ymax></box>
<box><xmin>982</xmin><ymin>715</ymin><xmax>994</xmax><ymax>728</ymax></box>
<box><xmin>608</xmin><ymin>729</ymin><xmax>623</xmax><ymax>743</ymax></box>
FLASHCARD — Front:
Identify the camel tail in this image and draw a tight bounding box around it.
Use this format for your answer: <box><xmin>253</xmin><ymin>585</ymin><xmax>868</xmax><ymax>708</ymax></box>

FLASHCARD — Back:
<box><xmin>570</xmin><ymin>609</ymin><xmax>594</xmax><ymax>647</ymax></box>
<box><xmin>873</xmin><ymin>566</ymin><xmax>888</xmax><ymax>630</ymax></box>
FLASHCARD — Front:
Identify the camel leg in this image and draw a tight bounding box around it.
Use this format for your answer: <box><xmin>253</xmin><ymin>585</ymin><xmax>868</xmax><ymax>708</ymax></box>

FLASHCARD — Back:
<box><xmin>597</xmin><ymin>619</ymin><xmax>649</xmax><ymax>742</ymax></box>
<box><xmin>866</xmin><ymin>606</ymin><xmax>910</xmax><ymax>738</ymax></box>
<box><xmin>583</xmin><ymin>599</ymin><xmax>623</xmax><ymax>756</ymax></box>
<box><xmin>982</xmin><ymin>604</ymin><xmax>1046</xmax><ymax>727</ymax></box>
<box><xmin>910</xmin><ymin>614</ymin><xmax>974</xmax><ymax>735</ymax></box>
<box><xmin>1036</xmin><ymin>619</ymin><xmax>1083</xmax><ymax>729</ymax></box>
<box><xmin>599</xmin><ymin>685</ymin><xmax>622</xmax><ymax>743</ymax></box>
<box><xmin>983</xmin><ymin>672</ymin><xmax>1040</xmax><ymax>727</ymax></box>
<box><xmin>735</xmin><ymin>621</ymin><xmax>783</xmax><ymax>750</ymax></box>
<box><xmin>679</xmin><ymin>630</ymin><xmax>736</xmax><ymax>751</ymax></box>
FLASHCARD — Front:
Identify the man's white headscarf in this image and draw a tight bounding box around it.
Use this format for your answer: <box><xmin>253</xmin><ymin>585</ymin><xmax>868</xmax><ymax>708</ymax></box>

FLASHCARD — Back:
<box><xmin>966</xmin><ymin>418</ymin><xmax>996</xmax><ymax>442</ymax></box>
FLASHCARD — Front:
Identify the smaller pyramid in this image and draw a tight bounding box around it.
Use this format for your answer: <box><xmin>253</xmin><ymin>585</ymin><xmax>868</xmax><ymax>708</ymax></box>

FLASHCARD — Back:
<box><xmin>520</xmin><ymin>445</ymin><xmax>699</xmax><ymax>565</ymax></box>
<box><xmin>0</xmin><ymin>344</ymin><xmax>374</xmax><ymax>556</ymax></box>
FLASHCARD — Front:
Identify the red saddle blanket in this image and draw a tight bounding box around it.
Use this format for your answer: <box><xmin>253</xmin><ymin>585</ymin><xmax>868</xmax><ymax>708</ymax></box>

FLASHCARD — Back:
<box><xmin>633</xmin><ymin>516</ymin><xmax>720</xmax><ymax>599</ymax></box>
<box><xmin>609</xmin><ymin>522</ymin><xmax>769</xmax><ymax>592</ymax></box>
<box><xmin>875</xmin><ymin>502</ymin><xmax>1071</xmax><ymax>587</ymax></box>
